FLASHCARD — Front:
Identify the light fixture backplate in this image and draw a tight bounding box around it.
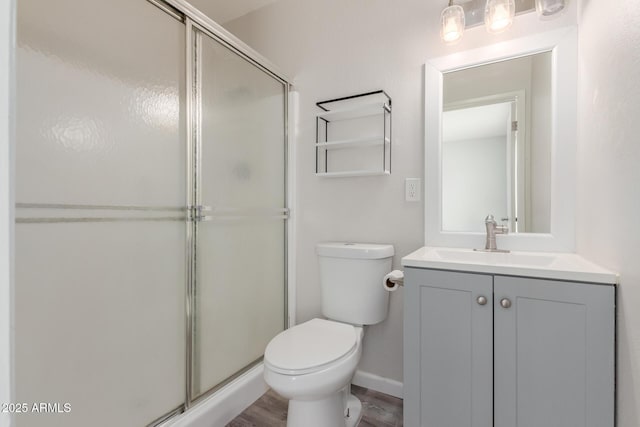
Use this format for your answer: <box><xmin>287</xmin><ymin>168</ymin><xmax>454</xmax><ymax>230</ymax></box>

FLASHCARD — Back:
<box><xmin>458</xmin><ymin>0</ymin><xmax>534</xmax><ymax>27</ymax></box>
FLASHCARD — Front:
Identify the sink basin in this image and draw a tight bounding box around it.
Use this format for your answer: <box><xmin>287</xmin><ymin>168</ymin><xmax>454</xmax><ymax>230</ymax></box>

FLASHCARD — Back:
<box><xmin>434</xmin><ymin>249</ymin><xmax>556</xmax><ymax>267</ymax></box>
<box><xmin>402</xmin><ymin>246</ymin><xmax>617</xmax><ymax>284</ymax></box>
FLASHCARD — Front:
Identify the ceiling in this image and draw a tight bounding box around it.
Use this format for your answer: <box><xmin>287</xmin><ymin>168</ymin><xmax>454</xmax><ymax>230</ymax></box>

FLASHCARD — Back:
<box><xmin>187</xmin><ymin>0</ymin><xmax>282</xmax><ymax>24</ymax></box>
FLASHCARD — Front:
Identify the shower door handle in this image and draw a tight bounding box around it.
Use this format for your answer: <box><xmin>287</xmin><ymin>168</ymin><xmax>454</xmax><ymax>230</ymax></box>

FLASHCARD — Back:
<box><xmin>188</xmin><ymin>205</ymin><xmax>212</xmax><ymax>221</ymax></box>
<box><xmin>192</xmin><ymin>207</ymin><xmax>290</xmax><ymax>222</ymax></box>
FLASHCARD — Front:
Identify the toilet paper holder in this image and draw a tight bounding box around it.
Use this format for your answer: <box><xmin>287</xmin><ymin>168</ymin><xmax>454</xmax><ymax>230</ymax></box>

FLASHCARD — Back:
<box><xmin>383</xmin><ymin>270</ymin><xmax>404</xmax><ymax>291</ymax></box>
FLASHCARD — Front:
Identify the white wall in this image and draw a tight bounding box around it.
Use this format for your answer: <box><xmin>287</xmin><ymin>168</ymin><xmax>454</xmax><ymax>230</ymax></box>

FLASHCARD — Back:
<box><xmin>226</xmin><ymin>0</ymin><xmax>427</xmax><ymax>383</ymax></box>
<box><xmin>183</xmin><ymin>0</ymin><xmax>281</xmax><ymax>25</ymax></box>
<box><xmin>576</xmin><ymin>0</ymin><xmax>640</xmax><ymax>425</ymax></box>
<box><xmin>0</xmin><ymin>0</ymin><xmax>14</xmax><ymax>426</ymax></box>
<box><xmin>223</xmin><ymin>0</ymin><xmax>576</xmax><ymax>385</ymax></box>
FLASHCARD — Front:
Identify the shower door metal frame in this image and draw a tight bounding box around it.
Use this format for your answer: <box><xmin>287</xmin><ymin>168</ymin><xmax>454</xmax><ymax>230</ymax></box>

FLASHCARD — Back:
<box><xmin>147</xmin><ymin>0</ymin><xmax>292</xmax><ymax>422</ymax></box>
<box><xmin>179</xmin><ymin>2</ymin><xmax>292</xmax><ymax>412</ymax></box>
<box><xmin>159</xmin><ymin>0</ymin><xmax>290</xmax><ymax>83</ymax></box>
<box><xmin>186</xmin><ymin>21</ymin><xmax>291</xmax><ymax>406</ymax></box>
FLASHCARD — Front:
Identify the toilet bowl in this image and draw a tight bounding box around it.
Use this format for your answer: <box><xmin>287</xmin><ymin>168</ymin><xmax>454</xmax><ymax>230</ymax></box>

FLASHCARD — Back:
<box><xmin>264</xmin><ymin>318</ymin><xmax>364</xmax><ymax>427</ymax></box>
<box><xmin>263</xmin><ymin>242</ymin><xmax>394</xmax><ymax>427</ymax></box>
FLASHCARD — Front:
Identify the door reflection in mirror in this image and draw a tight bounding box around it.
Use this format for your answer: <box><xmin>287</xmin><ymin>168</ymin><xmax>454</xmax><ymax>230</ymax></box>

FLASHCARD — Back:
<box><xmin>443</xmin><ymin>100</ymin><xmax>516</xmax><ymax>232</ymax></box>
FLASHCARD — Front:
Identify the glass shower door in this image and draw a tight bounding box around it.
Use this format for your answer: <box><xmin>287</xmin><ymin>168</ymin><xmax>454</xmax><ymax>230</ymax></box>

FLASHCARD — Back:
<box><xmin>15</xmin><ymin>1</ymin><xmax>187</xmax><ymax>426</ymax></box>
<box><xmin>190</xmin><ymin>27</ymin><xmax>287</xmax><ymax>399</ymax></box>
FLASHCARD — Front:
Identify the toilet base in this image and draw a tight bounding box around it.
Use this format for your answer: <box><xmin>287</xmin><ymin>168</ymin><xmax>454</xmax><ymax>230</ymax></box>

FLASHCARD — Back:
<box><xmin>286</xmin><ymin>392</ymin><xmax>362</xmax><ymax>427</ymax></box>
<box><xmin>345</xmin><ymin>393</ymin><xmax>363</xmax><ymax>427</ymax></box>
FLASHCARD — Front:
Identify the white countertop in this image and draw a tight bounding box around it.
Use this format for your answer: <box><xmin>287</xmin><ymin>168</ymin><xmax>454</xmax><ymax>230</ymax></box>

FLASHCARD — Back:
<box><xmin>401</xmin><ymin>246</ymin><xmax>618</xmax><ymax>284</ymax></box>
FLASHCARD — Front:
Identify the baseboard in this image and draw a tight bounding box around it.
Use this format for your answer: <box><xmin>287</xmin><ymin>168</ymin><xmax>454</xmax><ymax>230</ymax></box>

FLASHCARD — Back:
<box><xmin>352</xmin><ymin>370</ymin><xmax>403</xmax><ymax>399</ymax></box>
<box><xmin>162</xmin><ymin>363</ymin><xmax>268</xmax><ymax>427</ymax></box>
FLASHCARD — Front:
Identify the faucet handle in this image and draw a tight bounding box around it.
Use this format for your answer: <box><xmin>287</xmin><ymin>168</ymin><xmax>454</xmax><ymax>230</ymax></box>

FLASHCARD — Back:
<box><xmin>497</xmin><ymin>216</ymin><xmax>510</xmax><ymax>234</ymax></box>
<box><xmin>495</xmin><ymin>224</ymin><xmax>509</xmax><ymax>234</ymax></box>
<box><xmin>485</xmin><ymin>214</ymin><xmax>496</xmax><ymax>223</ymax></box>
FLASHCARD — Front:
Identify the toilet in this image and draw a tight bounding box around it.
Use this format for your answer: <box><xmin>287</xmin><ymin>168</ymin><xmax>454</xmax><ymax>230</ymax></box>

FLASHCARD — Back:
<box><xmin>263</xmin><ymin>242</ymin><xmax>394</xmax><ymax>427</ymax></box>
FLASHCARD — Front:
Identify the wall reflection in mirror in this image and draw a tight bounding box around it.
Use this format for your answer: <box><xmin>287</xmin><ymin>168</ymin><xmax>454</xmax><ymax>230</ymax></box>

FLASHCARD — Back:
<box><xmin>442</xmin><ymin>51</ymin><xmax>552</xmax><ymax>234</ymax></box>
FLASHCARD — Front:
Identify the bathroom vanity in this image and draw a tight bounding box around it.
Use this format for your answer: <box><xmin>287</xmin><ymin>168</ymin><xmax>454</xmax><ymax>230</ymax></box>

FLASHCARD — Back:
<box><xmin>402</xmin><ymin>247</ymin><xmax>616</xmax><ymax>427</ymax></box>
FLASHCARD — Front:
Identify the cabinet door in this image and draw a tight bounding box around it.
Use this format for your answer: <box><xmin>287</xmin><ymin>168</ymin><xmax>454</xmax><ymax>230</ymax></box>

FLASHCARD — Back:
<box><xmin>494</xmin><ymin>276</ymin><xmax>615</xmax><ymax>427</ymax></box>
<box><xmin>404</xmin><ymin>268</ymin><xmax>493</xmax><ymax>427</ymax></box>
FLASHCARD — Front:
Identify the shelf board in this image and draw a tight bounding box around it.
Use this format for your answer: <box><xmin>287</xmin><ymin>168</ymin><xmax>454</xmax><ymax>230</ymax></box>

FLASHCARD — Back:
<box><xmin>315</xmin><ymin>170</ymin><xmax>391</xmax><ymax>178</ymax></box>
<box><xmin>317</xmin><ymin>102</ymin><xmax>390</xmax><ymax>122</ymax></box>
<box><xmin>315</xmin><ymin>136</ymin><xmax>390</xmax><ymax>150</ymax></box>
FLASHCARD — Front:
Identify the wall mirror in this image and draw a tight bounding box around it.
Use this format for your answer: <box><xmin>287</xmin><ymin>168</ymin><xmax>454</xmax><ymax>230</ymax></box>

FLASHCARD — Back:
<box><xmin>424</xmin><ymin>28</ymin><xmax>577</xmax><ymax>252</ymax></box>
<box><xmin>443</xmin><ymin>50</ymin><xmax>552</xmax><ymax>234</ymax></box>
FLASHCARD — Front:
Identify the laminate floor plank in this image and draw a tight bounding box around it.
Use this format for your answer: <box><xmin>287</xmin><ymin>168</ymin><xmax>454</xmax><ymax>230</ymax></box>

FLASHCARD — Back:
<box><xmin>227</xmin><ymin>385</ymin><xmax>403</xmax><ymax>427</ymax></box>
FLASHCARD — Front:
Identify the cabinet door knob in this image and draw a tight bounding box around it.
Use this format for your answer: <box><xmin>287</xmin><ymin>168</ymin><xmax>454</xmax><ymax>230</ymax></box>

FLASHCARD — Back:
<box><xmin>500</xmin><ymin>298</ymin><xmax>512</xmax><ymax>309</ymax></box>
<box><xmin>477</xmin><ymin>295</ymin><xmax>487</xmax><ymax>305</ymax></box>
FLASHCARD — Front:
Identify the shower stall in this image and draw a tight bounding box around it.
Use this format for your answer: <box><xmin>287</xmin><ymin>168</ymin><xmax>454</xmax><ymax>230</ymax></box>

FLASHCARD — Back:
<box><xmin>14</xmin><ymin>1</ymin><xmax>290</xmax><ymax>426</ymax></box>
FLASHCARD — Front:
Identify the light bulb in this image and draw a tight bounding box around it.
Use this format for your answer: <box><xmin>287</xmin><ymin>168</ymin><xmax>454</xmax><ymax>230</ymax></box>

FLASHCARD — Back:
<box><xmin>484</xmin><ymin>0</ymin><xmax>515</xmax><ymax>34</ymax></box>
<box><xmin>441</xmin><ymin>4</ymin><xmax>465</xmax><ymax>44</ymax></box>
<box><xmin>535</xmin><ymin>0</ymin><xmax>565</xmax><ymax>19</ymax></box>
<box><xmin>490</xmin><ymin>4</ymin><xmax>510</xmax><ymax>31</ymax></box>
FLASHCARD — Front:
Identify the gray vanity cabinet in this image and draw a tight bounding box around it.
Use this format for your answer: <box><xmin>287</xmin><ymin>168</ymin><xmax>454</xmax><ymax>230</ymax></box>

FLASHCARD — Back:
<box><xmin>493</xmin><ymin>276</ymin><xmax>615</xmax><ymax>427</ymax></box>
<box><xmin>403</xmin><ymin>268</ymin><xmax>494</xmax><ymax>427</ymax></box>
<box><xmin>404</xmin><ymin>267</ymin><xmax>615</xmax><ymax>427</ymax></box>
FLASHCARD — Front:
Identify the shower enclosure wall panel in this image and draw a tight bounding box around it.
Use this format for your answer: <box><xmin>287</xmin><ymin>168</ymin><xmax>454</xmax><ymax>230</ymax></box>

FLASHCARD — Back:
<box><xmin>15</xmin><ymin>1</ymin><xmax>186</xmax><ymax>426</ymax></box>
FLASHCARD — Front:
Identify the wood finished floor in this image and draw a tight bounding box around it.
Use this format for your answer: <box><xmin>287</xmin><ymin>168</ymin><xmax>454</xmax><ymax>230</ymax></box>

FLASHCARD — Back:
<box><xmin>227</xmin><ymin>385</ymin><xmax>403</xmax><ymax>427</ymax></box>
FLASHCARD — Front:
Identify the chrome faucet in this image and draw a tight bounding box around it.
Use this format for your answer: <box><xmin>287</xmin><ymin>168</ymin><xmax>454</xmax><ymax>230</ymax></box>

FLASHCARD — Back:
<box><xmin>483</xmin><ymin>214</ymin><xmax>509</xmax><ymax>252</ymax></box>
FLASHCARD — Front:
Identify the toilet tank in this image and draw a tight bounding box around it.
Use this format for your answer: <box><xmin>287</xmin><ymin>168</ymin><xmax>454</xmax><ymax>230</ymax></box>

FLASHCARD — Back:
<box><xmin>316</xmin><ymin>242</ymin><xmax>394</xmax><ymax>325</ymax></box>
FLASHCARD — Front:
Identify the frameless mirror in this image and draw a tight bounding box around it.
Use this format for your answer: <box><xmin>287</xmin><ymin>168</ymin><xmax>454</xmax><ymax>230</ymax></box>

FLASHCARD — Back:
<box><xmin>424</xmin><ymin>28</ymin><xmax>578</xmax><ymax>252</ymax></box>
<box><xmin>442</xmin><ymin>51</ymin><xmax>552</xmax><ymax>233</ymax></box>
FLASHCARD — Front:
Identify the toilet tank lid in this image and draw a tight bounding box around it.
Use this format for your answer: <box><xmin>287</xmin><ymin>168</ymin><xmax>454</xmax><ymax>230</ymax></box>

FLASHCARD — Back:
<box><xmin>316</xmin><ymin>242</ymin><xmax>394</xmax><ymax>259</ymax></box>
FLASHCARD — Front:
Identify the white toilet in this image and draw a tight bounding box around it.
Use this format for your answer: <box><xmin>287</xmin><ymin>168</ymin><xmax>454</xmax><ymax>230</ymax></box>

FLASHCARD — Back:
<box><xmin>263</xmin><ymin>242</ymin><xmax>394</xmax><ymax>427</ymax></box>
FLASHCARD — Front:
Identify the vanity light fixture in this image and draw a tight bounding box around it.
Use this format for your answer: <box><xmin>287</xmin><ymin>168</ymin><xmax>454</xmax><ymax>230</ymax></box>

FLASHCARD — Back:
<box><xmin>440</xmin><ymin>0</ymin><xmax>562</xmax><ymax>44</ymax></box>
<box><xmin>484</xmin><ymin>0</ymin><xmax>515</xmax><ymax>34</ymax></box>
<box><xmin>440</xmin><ymin>0</ymin><xmax>465</xmax><ymax>44</ymax></box>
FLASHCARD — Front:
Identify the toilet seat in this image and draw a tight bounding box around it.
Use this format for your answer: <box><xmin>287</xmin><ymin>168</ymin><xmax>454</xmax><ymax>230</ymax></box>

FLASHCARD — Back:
<box><xmin>265</xmin><ymin>318</ymin><xmax>358</xmax><ymax>376</ymax></box>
